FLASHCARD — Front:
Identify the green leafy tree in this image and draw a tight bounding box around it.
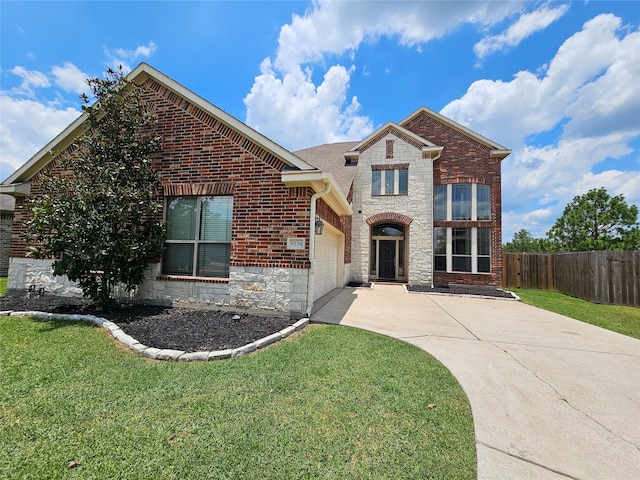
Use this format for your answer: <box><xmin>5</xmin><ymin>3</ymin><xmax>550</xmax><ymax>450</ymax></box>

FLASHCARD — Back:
<box><xmin>548</xmin><ymin>188</ymin><xmax>640</xmax><ymax>252</ymax></box>
<box><xmin>26</xmin><ymin>67</ymin><xmax>164</xmax><ymax>307</ymax></box>
<box><xmin>503</xmin><ymin>229</ymin><xmax>556</xmax><ymax>252</ymax></box>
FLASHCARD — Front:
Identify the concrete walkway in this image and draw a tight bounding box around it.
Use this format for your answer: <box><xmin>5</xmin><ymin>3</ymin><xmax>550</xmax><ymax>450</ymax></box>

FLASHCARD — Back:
<box><xmin>311</xmin><ymin>284</ymin><xmax>640</xmax><ymax>480</ymax></box>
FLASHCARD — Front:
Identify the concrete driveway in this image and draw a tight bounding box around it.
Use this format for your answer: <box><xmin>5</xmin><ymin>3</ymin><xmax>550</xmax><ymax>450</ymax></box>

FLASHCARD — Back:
<box><xmin>311</xmin><ymin>284</ymin><xmax>640</xmax><ymax>480</ymax></box>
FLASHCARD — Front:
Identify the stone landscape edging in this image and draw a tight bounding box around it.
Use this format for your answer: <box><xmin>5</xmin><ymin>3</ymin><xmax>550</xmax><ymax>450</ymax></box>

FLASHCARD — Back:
<box><xmin>0</xmin><ymin>310</ymin><xmax>309</xmax><ymax>361</ymax></box>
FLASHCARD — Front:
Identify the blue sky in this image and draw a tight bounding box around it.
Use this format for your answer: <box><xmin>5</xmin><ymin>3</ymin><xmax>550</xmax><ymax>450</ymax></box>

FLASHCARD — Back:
<box><xmin>1</xmin><ymin>0</ymin><xmax>639</xmax><ymax>241</ymax></box>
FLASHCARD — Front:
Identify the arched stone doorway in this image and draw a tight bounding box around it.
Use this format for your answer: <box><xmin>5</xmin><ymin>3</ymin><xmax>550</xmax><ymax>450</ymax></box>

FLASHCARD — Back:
<box><xmin>370</xmin><ymin>223</ymin><xmax>406</xmax><ymax>281</ymax></box>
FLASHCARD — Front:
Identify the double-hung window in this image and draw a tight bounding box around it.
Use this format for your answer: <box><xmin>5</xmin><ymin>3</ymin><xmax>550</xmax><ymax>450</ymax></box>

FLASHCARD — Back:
<box><xmin>163</xmin><ymin>196</ymin><xmax>233</xmax><ymax>278</ymax></box>
<box><xmin>372</xmin><ymin>166</ymin><xmax>408</xmax><ymax>196</ymax></box>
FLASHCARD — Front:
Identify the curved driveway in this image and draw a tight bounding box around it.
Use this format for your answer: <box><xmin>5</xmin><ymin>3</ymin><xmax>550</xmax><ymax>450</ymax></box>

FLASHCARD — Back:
<box><xmin>311</xmin><ymin>284</ymin><xmax>640</xmax><ymax>480</ymax></box>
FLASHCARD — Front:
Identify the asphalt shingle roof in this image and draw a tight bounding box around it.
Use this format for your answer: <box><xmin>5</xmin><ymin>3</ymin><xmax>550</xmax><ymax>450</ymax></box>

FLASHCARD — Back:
<box><xmin>293</xmin><ymin>141</ymin><xmax>359</xmax><ymax>195</ymax></box>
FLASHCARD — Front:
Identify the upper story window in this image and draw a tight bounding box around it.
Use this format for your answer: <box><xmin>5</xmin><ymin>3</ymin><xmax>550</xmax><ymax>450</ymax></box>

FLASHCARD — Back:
<box><xmin>163</xmin><ymin>195</ymin><xmax>233</xmax><ymax>278</ymax></box>
<box><xmin>372</xmin><ymin>165</ymin><xmax>408</xmax><ymax>196</ymax></box>
<box><xmin>434</xmin><ymin>183</ymin><xmax>490</xmax><ymax>221</ymax></box>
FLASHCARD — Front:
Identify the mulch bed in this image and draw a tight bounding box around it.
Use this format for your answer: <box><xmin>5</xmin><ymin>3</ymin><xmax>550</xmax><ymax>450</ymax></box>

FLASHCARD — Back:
<box><xmin>0</xmin><ymin>295</ymin><xmax>296</xmax><ymax>353</ymax></box>
<box><xmin>1</xmin><ymin>284</ymin><xmax>514</xmax><ymax>352</ymax></box>
<box><xmin>408</xmin><ymin>284</ymin><xmax>516</xmax><ymax>298</ymax></box>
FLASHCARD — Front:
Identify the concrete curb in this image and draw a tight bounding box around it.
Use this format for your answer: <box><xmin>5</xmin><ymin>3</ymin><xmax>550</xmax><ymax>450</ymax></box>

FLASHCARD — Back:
<box><xmin>2</xmin><ymin>309</ymin><xmax>309</xmax><ymax>361</ymax></box>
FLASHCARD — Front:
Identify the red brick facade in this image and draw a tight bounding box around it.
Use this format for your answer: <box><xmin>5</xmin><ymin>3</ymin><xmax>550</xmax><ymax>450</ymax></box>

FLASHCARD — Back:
<box><xmin>9</xmin><ymin>78</ymin><xmax>351</xmax><ymax>274</ymax></box>
<box><xmin>6</xmin><ymin>66</ymin><xmax>507</xmax><ymax>302</ymax></box>
<box><xmin>402</xmin><ymin>111</ymin><xmax>503</xmax><ymax>286</ymax></box>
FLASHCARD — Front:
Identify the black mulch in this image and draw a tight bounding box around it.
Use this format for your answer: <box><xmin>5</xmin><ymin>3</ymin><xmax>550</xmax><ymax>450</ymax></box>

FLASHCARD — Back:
<box><xmin>1</xmin><ymin>284</ymin><xmax>514</xmax><ymax>352</ymax></box>
<box><xmin>0</xmin><ymin>295</ymin><xmax>296</xmax><ymax>353</ymax></box>
<box><xmin>407</xmin><ymin>284</ymin><xmax>516</xmax><ymax>298</ymax></box>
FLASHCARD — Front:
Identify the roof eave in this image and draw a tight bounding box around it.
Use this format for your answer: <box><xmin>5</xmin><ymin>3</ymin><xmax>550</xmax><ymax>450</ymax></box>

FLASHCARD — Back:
<box><xmin>130</xmin><ymin>63</ymin><xmax>316</xmax><ymax>172</ymax></box>
<box><xmin>0</xmin><ymin>181</ymin><xmax>32</xmax><ymax>196</ymax></box>
<box><xmin>281</xmin><ymin>170</ymin><xmax>352</xmax><ymax>216</ymax></box>
<box><xmin>400</xmin><ymin>106</ymin><xmax>509</xmax><ymax>151</ymax></box>
<box><xmin>490</xmin><ymin>149</ymin><xmax>512</xmax><ymax>160</ymax></box>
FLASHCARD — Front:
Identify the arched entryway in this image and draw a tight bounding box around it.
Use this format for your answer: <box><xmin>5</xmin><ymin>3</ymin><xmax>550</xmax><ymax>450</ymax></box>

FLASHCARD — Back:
<box><xmin>370</xmin><ymin>223</ymin><xmax>406</xmax><ymax>281</ymax></box>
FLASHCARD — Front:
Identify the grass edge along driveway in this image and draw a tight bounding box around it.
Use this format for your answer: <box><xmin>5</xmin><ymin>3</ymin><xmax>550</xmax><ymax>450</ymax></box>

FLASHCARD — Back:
<box><xmin>0</xmin><ymin>317</ymin><xmax>475</xmax><ymax>479</ymax></box>
<box><xmin>511</xmin><ymin>289</ymin><xmax>640</xmax><ymax>340</ymax></box>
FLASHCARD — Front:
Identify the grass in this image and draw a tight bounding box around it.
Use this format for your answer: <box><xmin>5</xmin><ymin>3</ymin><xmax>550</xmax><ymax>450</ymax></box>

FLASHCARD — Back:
<box><xmin>511</xmin><ymin>289</ymin><xmax>640</xmax><ymax>340</ymax></box>
<box><xmin>0</xmin><ymin>277</ymin><xmax>6</xmax><ymax>295</ymax></box>
<box><xmin>0</xmin><ymin>318</ymin><xmax>475</xmax><ymax>479</ymax></box>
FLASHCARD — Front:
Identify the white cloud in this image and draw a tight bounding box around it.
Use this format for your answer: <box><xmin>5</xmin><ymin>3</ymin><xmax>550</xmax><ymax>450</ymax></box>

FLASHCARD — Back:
<box><xmin>449</xmin><ymin>14</ymin><xmax>640</xmax><ymax>237</ymax></box>
<box><xmin>51</xmin><ymin>62</ymin><xmax>90</xmax><ymax>94</ymax></box>
<box><xmin>104</xmin><ymin>41</ymin><xmax>157</xmax><ymax>72</ymax></box>
<box><xmin>245</xmin><ymin>0</ymin><xmax>522</xmax><ymax>149</ymax></box>
<box><xmin>474</xmin><ymin>4</ymin><xmax>569</xmax><ymax>58</ymax></box>
<box><xmin>9</xmin><ymin>66</ymin><xmax>51</xmax><ymax>97</ymax></box>
<box><xmin>0</xmin><ymin>95</ymin><xmax>79</xmax><ymax>180</ymax></box>
<box><xmin>2</xmin><ymin>42</ymin><xmax>156</xmax><ymax>180</ymax></box>
<box><xmin>245</xmin><ymin>59</ymin><xmax>373</xmax><ymax>150</ymax></box>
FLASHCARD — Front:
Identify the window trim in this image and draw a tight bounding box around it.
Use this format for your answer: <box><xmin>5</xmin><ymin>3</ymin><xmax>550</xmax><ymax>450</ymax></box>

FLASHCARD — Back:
<box><xmin>434</xmin><ymin>183</ymin><xmax>491</xmax><ymax>221</ymax></box>
<box><xmin>371</xmin><ymin>165</ymin><xmax>409</xmax><ymax>196</ymax></box>
<box><xmin>434</xmin><ymin>227</ymin><xmax>491</xmax><ymax>274</ymax></box>
<box><xmin>163</xmin><ymin>195</ymin><xmax>233</xmax><ymax>278</ymax></box>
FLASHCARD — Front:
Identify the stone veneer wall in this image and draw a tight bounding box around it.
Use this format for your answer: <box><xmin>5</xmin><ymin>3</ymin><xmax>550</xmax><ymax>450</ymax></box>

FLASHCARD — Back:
<box><xmin>7</xmin><ymin>258</ymin><xmax>83</xmax><ymax>297</ymax></box>
<box><xmin>134</xmin><ymin>264</ymin><xmax>309</xmax><ymax>314</ymax></box>
<box><xmin>7</xmin><ymin>258</ymin><xmax>309</xmax><ymax>315</ymax></box>
<box><xmin>350</xmin><ymin>133</ymin><xmax>434</xmax><ymax>285</ymax></box>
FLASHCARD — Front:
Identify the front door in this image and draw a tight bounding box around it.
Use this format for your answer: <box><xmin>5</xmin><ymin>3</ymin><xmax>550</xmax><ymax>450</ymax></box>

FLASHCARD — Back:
<box><xmin>379</xmin><ymin>240</ymin><xmax>396</xmax><ymax>279</ymax></box>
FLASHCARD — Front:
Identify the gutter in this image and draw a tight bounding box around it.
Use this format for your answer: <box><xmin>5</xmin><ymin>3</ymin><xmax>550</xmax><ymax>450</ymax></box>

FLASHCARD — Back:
<box><xmin>305</xmin><ymin>180</ymin><xmax>332</xmax><ymax>316</ymax></box>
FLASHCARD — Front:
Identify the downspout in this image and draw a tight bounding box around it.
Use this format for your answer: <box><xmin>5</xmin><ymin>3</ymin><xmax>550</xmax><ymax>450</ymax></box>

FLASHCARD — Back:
<box><xmin>305</xmin><ymin>180</ymin><xmax>332</xmax><ymax>316</ymax></box>
<box><xmin>429</xmin><ymin>148</ymin><xmax>443</xmax><ymax>288</ymax></box>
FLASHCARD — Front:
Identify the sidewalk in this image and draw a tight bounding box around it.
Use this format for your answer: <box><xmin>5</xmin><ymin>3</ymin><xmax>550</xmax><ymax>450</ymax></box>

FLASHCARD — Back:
<box><xmin>311</xmin><ymin>284</ymin><xmax>640</xmax><ymax>480</ymax></box>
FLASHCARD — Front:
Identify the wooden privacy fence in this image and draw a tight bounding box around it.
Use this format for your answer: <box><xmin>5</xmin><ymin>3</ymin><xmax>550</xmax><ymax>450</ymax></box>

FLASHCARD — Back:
<box><xmin>502</xmin><ymin>251</ymin><xmax>640</xmax><ymax>307</ymax></box>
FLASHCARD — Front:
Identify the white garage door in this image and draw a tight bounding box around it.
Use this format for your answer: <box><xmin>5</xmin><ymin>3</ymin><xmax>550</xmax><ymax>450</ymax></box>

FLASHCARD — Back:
<box><xmin>314</xmin><ymin>229</ymin><xmax>339</xmax><ymax>301</ymax></box>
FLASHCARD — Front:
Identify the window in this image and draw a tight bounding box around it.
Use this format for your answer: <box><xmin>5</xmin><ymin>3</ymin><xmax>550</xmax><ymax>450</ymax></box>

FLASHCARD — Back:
<box><xmin>452</xmin><ymin>228</ymin><xmax>472</xmax><ymax>272</ymax></box>
<box><xmin>434</xmin><ymin>183</ymin><xmax>491</xmax><ymax>221</ymax></box>
<box><xmin>163</xmin><ymin>196</ymin><xmax>233</xmax><ymax>277</ymax></box>
<box><xmin>477</xmin><ymin>184</ymin><xmax>490</xmax><ymax>220</ymax></box>
<box><xmin>434</xmin><ymin>227</ymin><xmax>491</xmax><ymax>273</ymax></box>
<box><xmin>372</xmin><ymin>171</ymin><xmax>381</xmax><ymax>195</ymax></box>
<box><xmin>371</xmin><ymin>167</ymin><xmax>408</xmax><ymax>196</ymax></box>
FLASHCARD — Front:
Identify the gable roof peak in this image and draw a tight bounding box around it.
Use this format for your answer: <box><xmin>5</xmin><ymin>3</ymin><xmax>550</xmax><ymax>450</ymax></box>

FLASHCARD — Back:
<box><xmin>400</xmin><ymin>106</ymin><xmax>511</xmax><ymax>157</ymax></box>
<box><xmin>2</xmin><ymin>62</ymin><xmax>317</xmax><ymax>189</ymax></box>
<box><xmin>344</xmin><ymin>121</ymin><xmax>443</xmax><ymax>163</ymax></box>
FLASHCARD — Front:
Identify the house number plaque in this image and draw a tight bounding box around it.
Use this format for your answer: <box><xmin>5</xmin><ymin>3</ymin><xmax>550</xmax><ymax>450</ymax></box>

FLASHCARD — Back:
<box><xmin>287</xmin><ymin>238</ymin><xmax>305</xmax><ymax>250</ymax></box>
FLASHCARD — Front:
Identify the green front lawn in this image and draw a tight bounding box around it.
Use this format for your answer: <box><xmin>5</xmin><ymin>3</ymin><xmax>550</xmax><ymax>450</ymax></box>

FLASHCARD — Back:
<box><xmin>512</xmin><ymin>289</ymin><xmax>640</xmax><ymax>340</ymax></box>
<box><xmin>0</xmin><ymin>277</ymin><xmax>6</xmax><ymax>295</ymax></box>
<box><xmin>0</xmin><ymin>318</ymin><xmax>475</xmax><ymax>479</ymax></box>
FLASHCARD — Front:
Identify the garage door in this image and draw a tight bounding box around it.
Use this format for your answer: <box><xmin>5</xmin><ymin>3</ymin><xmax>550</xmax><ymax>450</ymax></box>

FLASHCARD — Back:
<box><xmin>314</xmin><ymin>229</ymin><xmax>339</xmax><ymax>301</ymax></box>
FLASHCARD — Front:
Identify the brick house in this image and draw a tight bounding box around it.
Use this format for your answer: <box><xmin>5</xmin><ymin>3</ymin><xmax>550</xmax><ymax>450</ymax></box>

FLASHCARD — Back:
<box><xmin>1</xmin><ymin>63</ymin><xmax>509</xmax><ymax>314</ymax></box>
<box><xmin>0</xmin><ymin>194</ymin><xmax>15</xmax><ymax>276</ymax></box>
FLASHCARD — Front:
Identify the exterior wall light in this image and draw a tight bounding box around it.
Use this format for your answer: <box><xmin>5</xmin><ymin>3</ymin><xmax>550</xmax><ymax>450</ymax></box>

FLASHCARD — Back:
<box><xmin>315</xmin><ymin>217</ymin><xmax>325</xmax><ymax>235</ymax></box>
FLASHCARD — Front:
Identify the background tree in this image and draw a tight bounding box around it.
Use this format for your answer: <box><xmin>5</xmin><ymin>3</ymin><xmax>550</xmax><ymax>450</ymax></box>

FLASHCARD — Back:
<box><xmin>503</xmin><ymin>229</ymin><xmax>556</xmax><ymax>252</ymax></box>
<box><xmin>26</xmin><ymin>67</ymin><xmax>164</xmax><ymax>307</ymax></box>
<box><xmin>547</xmin><ymin>188</ymin><xmax>639</xmax><ymax>252</ymax></box>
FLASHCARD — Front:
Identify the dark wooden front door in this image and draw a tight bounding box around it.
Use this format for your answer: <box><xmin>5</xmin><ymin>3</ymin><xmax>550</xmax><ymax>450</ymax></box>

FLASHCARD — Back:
<box><xmin>379</xmin><ymin>240</ymin><xmax>396</xmax><ymax>279</ymax></box>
